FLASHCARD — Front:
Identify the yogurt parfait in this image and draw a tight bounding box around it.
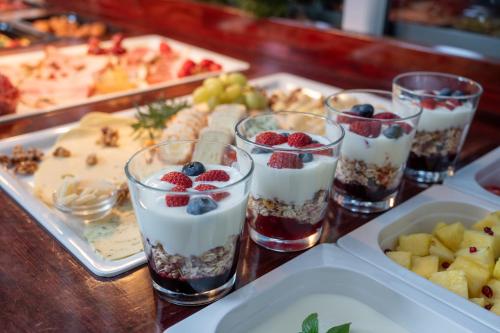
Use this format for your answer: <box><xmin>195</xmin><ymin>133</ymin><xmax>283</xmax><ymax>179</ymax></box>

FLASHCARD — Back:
<box><xmin>393</xmin><ymin>72</ymin><xmax>483</xmax><ymax>183</ymax></box>
<box><xmin>236</xmin><ymin>112</ymin><xmax>344</xmax><ymax>252</ymax></box>
<box><xmin>125</xmin><ymin>140</ymin><xmax>253</xmax><ymax>305</ymax></box>
<box><xmin>326</xmin><ymin>90</ymin><xmax>421</xmax><ymax>213</ymax></box>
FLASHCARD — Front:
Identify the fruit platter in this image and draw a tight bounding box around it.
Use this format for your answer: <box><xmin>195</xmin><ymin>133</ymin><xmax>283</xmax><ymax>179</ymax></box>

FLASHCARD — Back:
<box><xmin>0</xmin><ymin>34</ymin><xmax>249</xmax><ymax>122</ymax></box>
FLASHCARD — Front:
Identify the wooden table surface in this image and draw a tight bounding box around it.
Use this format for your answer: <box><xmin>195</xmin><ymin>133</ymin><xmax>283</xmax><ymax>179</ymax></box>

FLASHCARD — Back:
<box><xmin>0</xmin><ymin>1</ymin><xmax>499</xmax><ymax>332</ymax></box>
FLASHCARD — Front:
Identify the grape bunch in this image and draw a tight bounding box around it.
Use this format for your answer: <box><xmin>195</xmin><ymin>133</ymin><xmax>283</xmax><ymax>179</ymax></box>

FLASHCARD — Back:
<box><xmin>192</xmin><ymin>73</ymin><xmax>268</xmax><ymax>110</ymax></box>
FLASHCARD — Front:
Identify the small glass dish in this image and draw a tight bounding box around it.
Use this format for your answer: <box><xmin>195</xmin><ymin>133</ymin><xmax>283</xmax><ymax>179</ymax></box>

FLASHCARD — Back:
<box><xmin>53</xmin><ymin>179</ymin><xmax>118</xmax><ymax>221</ymax></box>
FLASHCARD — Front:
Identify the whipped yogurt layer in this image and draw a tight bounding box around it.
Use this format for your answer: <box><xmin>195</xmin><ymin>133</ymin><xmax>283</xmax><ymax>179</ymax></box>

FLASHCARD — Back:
<box><xmin>341</xmin><ymin>127</ymin><xmax>413</xmax><ymax>167</ymax></box>
<box><xmin>417</xmin><ymin>102</ymin><xmax>474</xmax><ymax>132</ymax></box>
<box><xmin>132</xmin><ymin>165</ymin><xmax>247</xmax><ymax>258</ymax></box>
<box><xmin>250</xmin><ymin>132</ymin><xmax>337</xmax><ymax>205</ymax></box>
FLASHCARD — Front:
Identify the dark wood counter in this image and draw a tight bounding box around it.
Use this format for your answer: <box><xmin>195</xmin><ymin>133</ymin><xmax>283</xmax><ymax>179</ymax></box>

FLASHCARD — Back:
<box><xmin>0</xmin><ymin>1</ymin><xmax>499</xmax><ymax>332</ymax></box>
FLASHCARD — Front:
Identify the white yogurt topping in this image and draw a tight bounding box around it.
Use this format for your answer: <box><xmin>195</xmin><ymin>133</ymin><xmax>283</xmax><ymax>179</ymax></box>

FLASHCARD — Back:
<box><xmin>417</xmin><ymin>102</ymin><xmax>474</xmax><ymax>132</ymax></box>
<box><xmin>247</xmin><ymin>293</ymin><xmax>410</xmax><ymax>333</ymax></box>
<box><xmin>131</xmin><ymin>165</ymin><xmax>248</xmax><ymax>257</ymax></box>
<box><xmin>249</xmin><ymin>132</ymin><xmax>338</xmax><ymax>205</ymax></box>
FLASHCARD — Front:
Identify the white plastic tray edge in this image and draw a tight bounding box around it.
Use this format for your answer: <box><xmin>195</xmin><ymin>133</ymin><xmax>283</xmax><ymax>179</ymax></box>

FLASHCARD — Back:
<box><xmin>338</xmin><ymin>185</ymin><xmax>500</xmax><ymax>331</ymax></box>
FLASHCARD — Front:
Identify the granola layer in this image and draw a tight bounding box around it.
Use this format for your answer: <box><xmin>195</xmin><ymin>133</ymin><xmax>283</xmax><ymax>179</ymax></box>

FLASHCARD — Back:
<box><xmin>336</xmin><ymin>157</ymin><xmax>402</xmax><ymax>190</ymax></box>
<box><xmin>149</xmin><ymin>235</ymin><xmax>238</xmax><ymax>280</ymax></box>
<box><xmin>248</xmin><ymin>190</ymin><xmax>328</xmax><ymax>224</ymax></box>
<box><xmin>411</xmin><ymin>127</ymin><xmax>464</xmax><ymax>157</ymax></box>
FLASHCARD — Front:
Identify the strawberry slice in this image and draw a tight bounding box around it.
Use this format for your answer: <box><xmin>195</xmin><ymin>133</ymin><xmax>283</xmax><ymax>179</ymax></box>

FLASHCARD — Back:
<box><xmin>255</xmin><ymin>131</ymin><xmax>288</xmax><ymax>146</ymax></box>
<box><xmin>161</xmin><ymin>171</ymin><xmax>193</xmax><ymax>188</ymax></box>
<box><xmin>350</xmin><ymin>121</ymin><xmax>381</xmax><ymax>138</ymax></box>
<box><xmin>421</xmin><ymin>98</ymin><xmax>437</xmax><ymax>110</ymax></box>
<box><xmin>165</xmin><ymin>186</ymin><xmax>189</xmax><ymax>207</ymax></box>
<box><xmin>287</xmin><ymin>132</ymin><xmax>312</xmax><ymax>148</ymax></box>
<box><xmin>194</xmin><ymin>184</ymin><xmax>229</xmax><ymax>201</ymax></box>
<box><xmin>337</xmin><ymin>111</ymin><xmax>358</xmax><ymax>124</ymax></box>
<box><xmin>195</xmin><ymin>170</ymin><xmax>230</xmax><ymax>182</ymax></box>
<box><xmin>268</xmin><ymin>152</ymin><xmax>303</xmax><ymax>169</ymax></box>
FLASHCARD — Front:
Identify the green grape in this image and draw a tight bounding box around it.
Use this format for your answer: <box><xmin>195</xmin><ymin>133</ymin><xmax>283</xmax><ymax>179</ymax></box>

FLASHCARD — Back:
<box><xmin>205</xmin><ymin>79</ymin><xmax>224</xmax><ymax>96</ymax></box>
<box><xmin>244</xmin><ymin>91</ymin><xmax>268</xmax><ymax>109</ymax></box>
<box><xmin>225</xmin><ymin>83</ymin><xmax>242</xmax><ymax>101</ymax></box>
<box><xmin>227</xmin><ymin>73</ymin><xmax>247</xmax><ymax>87</ymax></box>
<box><xmin>207</xmin><ymin>95</ymin><xmax>220</xmax><ymax>110</ymax></box>
<box><xmin>193</xmin><ymin>87</ymin><xmax>211</xmax><ymax>103</ymax></box>
<box><xmin>218</xmin><ymin>73</ymin><xmax>230</xmax><ymax>86</ymax></box>
<box><xmin>233</xmin><ymin>95</ymin><xmax>246</xmax><ymax>105</ymax></box>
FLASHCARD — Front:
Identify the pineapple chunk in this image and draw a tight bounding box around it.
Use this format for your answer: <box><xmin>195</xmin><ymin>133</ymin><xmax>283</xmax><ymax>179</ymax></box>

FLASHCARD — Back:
<box><xmin>455</xmin><ymin>247</ymin><xmax>495</xmax><ymax>272</ymax></box>
<box><xmin>472</xmin><ymin>211</ymin><xmax>500</xmax><ymax>231</ymax></box>
<box><xmin>387</xmin><ymin>251</ymin><xmax>412</xmax><ymax>269</ymax></box>
<box><xmin>494</xmin><ymin>259</ymin><xmax>500</xmax><ymax>280</ymax></box>
<box><xmin>429</xmin><ymin>237</ymin><xmax>455</xmax><ymax>264</ymax></box>
<box><xmin>460</xmin><ymin>229</ymin><xmax>500</xmax><ymax>258</ymax></box>
<box><xmin>470</xmin><ymin>297</ymin><xmax>486</xmax><ymax>307</ymax></box>
<box><xmin>411</xmin><ymin>255</ymin><xmax>439</xmax><ymax>278</ymax></box>
<box><xmin>432</xmin><ymin>222</ymin><xmax>447</xmax><ymax>235</ymax></box>
<box><xmin>485</xmin><ymin>279</ymin><xmax>500</xmax><ymax>300</ymax></box>
<box><xmin>449</xmin><ymin>256</ymin><xmax>491</xmax><ymax>297</ymax></box>
<box><xmin>435</xmin><ymin>222</ymin><xmax>465</xmax><ymax>251</ymax></box>
<box><xmin>429</xmin><ymin>270</ymin><xmax>469</xmax><ymax>298</ymax></box>
<box><xmin>491</xmin><ymin>303</ymin><xmax>500</xmax><ymax>315</ymax></box>
<box><xmin>397</xmin><ymin>233</ymin><xmax>432</xmax><ymax>256</ymax></box>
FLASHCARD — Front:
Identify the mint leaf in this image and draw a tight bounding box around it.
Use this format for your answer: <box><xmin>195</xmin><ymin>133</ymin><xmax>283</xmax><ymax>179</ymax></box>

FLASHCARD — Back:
<box><xmin>326</xmin><ymin>322</ymin><xmax>351</xmax><ymax>333</ymax></box>
<box><xmin>301</xmin><ymin>313</ymin><xmax>319</xmax><ymax>333</ymax></box>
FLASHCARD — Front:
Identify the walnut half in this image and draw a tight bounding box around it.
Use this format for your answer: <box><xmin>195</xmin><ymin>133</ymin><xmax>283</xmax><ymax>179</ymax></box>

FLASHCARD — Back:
<box><xmin>86</xmin><ymin>153</ymin><xmax>98</xmax><ymax>166</ymax></box>
<box><xmin>53</xmin><ymin>146</ymin><xmax>71</xmax><ymax>158</ymax></box>
<box><xmin>98</xmin><ymin>127</ymin><xmax>119</xmax><ymax>147</ymax></box>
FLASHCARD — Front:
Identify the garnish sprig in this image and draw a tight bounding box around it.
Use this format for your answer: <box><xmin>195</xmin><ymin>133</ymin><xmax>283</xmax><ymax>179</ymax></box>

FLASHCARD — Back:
<box><xmin>132</xmin><ymin>100</ymin><xmax>189</xmax><ymax>139</ymax></box>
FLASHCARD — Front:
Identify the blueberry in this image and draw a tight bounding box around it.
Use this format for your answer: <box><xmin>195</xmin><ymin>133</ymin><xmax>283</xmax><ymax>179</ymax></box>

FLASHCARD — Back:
<box><xmin>281</xmin><ymin>132</ymin><xmax>289</xmax><ymax>138</ymax></box>
<box><xmin>182</xmin><ymin>161</ymin><xmax>205</xmax><ymax>177</ymax></box>
<box><xmin>437</xmin><ymin>88</ymin><xmax>452</xmax><ymax>96</ymax></box>
<box><xmin>299</xmin><ymin>153</ymin><xmax>313</xmax><ymax>163</ymax></box>
<box><xmin>351</xmin><ymin>104</ymin><xmax>374</xmax><ymax>118</ymax></box>
<box><xmin>452</xmin><ymin>90</ymin><xmax>465</xmax><ymax>97</ymax></box>
<box><xmin>251</xmin><ymin>147</ymin><xmax>272</xmax><ymax>154</ymax></box>
<box><xmin>187</xmin><ymin>197</ymin><xmax>218</xmax><ymax>215</ymax></box>
<box><xmin>310</xmin><ymin>139</ymin><xmax>319</xmax><ymax>144</ymax></box>
<box><xmin>383</xmin><ymin>125</ymin><xmax>403</xmax><ymax>139</ymax></box>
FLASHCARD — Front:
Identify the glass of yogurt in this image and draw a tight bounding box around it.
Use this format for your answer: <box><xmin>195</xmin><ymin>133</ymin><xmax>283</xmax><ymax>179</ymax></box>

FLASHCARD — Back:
<box><xmin>393</xmin><ymin>72</ymin><xmax>483</xmax><ymax>183</ymax></box>
<box><xmin>326</xmin><ymin>90</ymin><xmax>421</xmax><ymax>213</ymax></box>
<box><xmin>235</xmin><ymin>111</ymin><xmax>344</xmax><ymax>252</ymax></box>
<box><xmin>125</xmin><ymin>140</ymin><xmax>253</xmax><ymax>305</ymax></box>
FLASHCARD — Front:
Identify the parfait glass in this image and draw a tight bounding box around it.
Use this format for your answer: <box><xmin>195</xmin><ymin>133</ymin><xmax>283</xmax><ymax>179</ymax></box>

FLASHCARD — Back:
<box><xmin>326</xmin><ymin>90</ymin><xmax>422</xmax><ymax>213</ymax></box>
<box><xmin>125</xmin><ymin>140</ymin><xmax>253</xmax><ymax>305</ymax></box>
<box><xmin>393</xmin><ymin>72</ymin><xmax>483</xmax><ymax>183</ymax></box>
<box><xmin>235</xmin><ymin>111</ymin><xmax>344</xmax><ymax>252</ymax></box>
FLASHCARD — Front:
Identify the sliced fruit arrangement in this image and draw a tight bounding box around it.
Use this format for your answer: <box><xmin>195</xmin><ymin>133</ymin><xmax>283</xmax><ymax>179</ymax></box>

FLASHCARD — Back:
<box><xmin>386</xmin><ymin>211</ymin><xmax>500</xmax><ymax>316</ymax></box>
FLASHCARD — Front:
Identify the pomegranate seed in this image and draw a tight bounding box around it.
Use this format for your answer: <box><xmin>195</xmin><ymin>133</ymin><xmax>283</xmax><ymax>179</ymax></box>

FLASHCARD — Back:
<box><xmin>441</xmin><ymin>262</ymin><xmax>450</xmax><ymax>269</ymax></box>
<box><xmin>384</xmin><ymin>249</ymin><xmax>391</xmax><ymax>254</ymax></box>
<box><xmin>482</xmin><ymin>285</ymin><xmax>493</xmax><ymax>298</ymax></box>
<box><xmin>469</xmin><ymin>246</ymin><xmax>477</xmax><ymax>253</ymax></box>
<box><xmin>485</xmin><ymin>304</ymin><xmax>493</xmax><ymax>310</ymax></box>
<box><xmin>484</xmin><ymin>227</ymin><xmax>494</xmax><ymax>236</ymax></box>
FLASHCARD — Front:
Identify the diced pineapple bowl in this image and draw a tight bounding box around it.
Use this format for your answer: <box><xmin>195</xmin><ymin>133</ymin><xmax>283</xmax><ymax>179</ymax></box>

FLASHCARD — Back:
<box><xmin>338</xmin><ymin>185</ymin><xmax>500</xmax><ymax>330</ymax></box>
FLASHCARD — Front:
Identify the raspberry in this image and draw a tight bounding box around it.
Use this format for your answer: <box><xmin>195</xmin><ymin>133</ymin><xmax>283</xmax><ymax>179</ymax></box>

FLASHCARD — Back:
<box><xmin>350</xmin><ymin>121</ymin><xmax>381</xmax><ymax>138</ymax></box>
<box><xmin>337</xmin><ymin>111</ymin><xmax>357</xmax><ymax>124</ymax></box>
<box><xmin>194</xmin><ymin>184</ymin><xmax>229</xmax><ymax>201</ymax></box>
<box><xmin>287</xmin><ymin>132</ymin><xmax>312</xmax><ymax>148</ymax></box>
<box><xmin>195</xmin><ymin>170</ymin><xmax>230</xmax><ymax>182</ymax></box>
<box><xmin>255</xmin><ymin>131</ymin><xmax>287</xmax><ymax>146</ymax></box>
<box><xmin>165</xmin><ymin>186</ymin><xmax>189</xmax><ymax>207</ymax></box>
<box><xmin>421</xmin><ymin>98</ymin><xmax>437</xmax><ymax>110</ymax></box>
<box><xmin>469</xmin><ymin>246</ymin><xmax>477</xmax><ymax>253</ymax></box>
<box><xmin>268</xmin><ymin>152</ymin><xmax>303</xmax><ymax>169</ymax></box>
<box><xmin>482</xmin><ymin>285</ymin><xmax>493</xmax><ymax>298</ymax></box>
<box><xmin>303</xmin><ymin>143</ymin><xmax>333</xmax><ymax>156</ymax></box>
<box><xmin>161</xmin><ymin>171</ymin><xmax>193</xmax><ymax>188</ymax></box>
<box><xmin>373</xmin><ymin>112</ymin><xmax>400</xmax><ymax>120</ymax></box>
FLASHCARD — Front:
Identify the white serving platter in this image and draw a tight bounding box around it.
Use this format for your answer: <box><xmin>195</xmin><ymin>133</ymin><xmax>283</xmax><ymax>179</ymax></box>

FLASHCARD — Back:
<box><xmin>0</xmin><ymin>72</ymin><xmax>341</xmax><ymax>277</ymax></box>
<box><xmin>444</xmin><ymin>147</ymin><xmax>500</xmax><ymax>205</ymax></box>
<box><xmin>0</xmin><ymin>34</ymin><xmax>249</xmax><ymax>123</ymax></box>
<box><xmin>338</xmin><ymin>185</ymin><xmax>500</xmax><ymax>331</ymax></box>
<box><xmin>166</xmin><ymin>244</ymin><xmax>492</xmax><ymax>333</ymax></box>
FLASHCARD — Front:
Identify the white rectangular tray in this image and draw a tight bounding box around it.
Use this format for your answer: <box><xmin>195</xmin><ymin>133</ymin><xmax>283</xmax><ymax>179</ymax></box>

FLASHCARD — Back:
<box><xmin>0</xmin><ymin>72</ymin><xmax>341</xmax><ymax>277</ymax></box>
<box><xmin>0</xmin><ymin>34</ymin><xmax>249</xmax><ymax>123</ymax></box>
<box><xmin>444</xmin><ymin>147</ymin><xmax>500</xmax><ymax>205</ymax></box>
<box><xmin>166</xmin><ymin>244</ymin><xmax>492</xmax><ymax>333</ymax></box>
<box><xmin>338</xmin><ymin>185</ymin><xmax>500</xmax><ymax>331</ymax></box>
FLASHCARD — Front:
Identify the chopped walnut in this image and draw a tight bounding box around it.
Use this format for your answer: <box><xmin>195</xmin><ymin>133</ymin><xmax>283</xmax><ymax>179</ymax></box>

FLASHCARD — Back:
<box><xmin>86</xmin><ymin>153</ymin><xmax>98</xmax><ymax>166</ymax></box>
<box><xmin>98</xmin><ymin>126</ymin><xmax>119</xmax><ymax>147</ymax></box>
<box><xmin>116</xmin><ymin>183</ymin><xmax>129</xmax><ymax>206</ymax></box>
<box><xmin>53</xmin><ymin>146</ymin><xmax>71</xmax><ymax>158</ymax></box>
<box><xmin>0</xmin><ymin>155</ymin><xmax>9</xmax><ymax>166</ymax></box>
<box><xmin>14</xmin><ymin>160</ymin><xmax>38</xmax><ymax>175</ymax></box>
